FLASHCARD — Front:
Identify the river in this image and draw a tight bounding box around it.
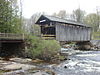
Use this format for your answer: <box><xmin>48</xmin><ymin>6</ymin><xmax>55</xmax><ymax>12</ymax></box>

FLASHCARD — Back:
<box><xmin>52</xmin><ymin>50</ymin><xmax>100</xmax><ymax>75</ymax></box>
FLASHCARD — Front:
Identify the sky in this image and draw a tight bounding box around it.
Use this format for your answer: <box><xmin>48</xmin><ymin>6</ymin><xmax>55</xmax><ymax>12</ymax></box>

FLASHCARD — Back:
<box><xmin>21</xmin><ymin>0</ymin><xmax>100</xmax><ymax>18</ymax></box>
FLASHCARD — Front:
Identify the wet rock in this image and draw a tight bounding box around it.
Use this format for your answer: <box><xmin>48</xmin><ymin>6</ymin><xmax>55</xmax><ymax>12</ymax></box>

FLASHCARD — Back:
<box><xmin>29</xmin><ymin>70</ymin><xmax>40</xmax><ymax>73</ymax></box>
<box><xmin>83</xmin><ymin>45</ymin><xmax>91</xmax><ymax>50</ymax></box>
<box><xmin>0</xmin><ymin>60</ymin><xmax>5</xmax><ymax>63</ymax></box>
<box><xmin>10</xmin><ymin>58</ymin><xmax>32</xmax><ymax>63</ymax></box>
<box><xmin>64</xmin><ymin>65</ymin><xmax>67</xmax><ymax>68</ymax></box>
<box><xmin>63</xmin><ymin>44</ymin><xmax>71</xmax><ymax>48</ymax></box>
<box><xmin>2</xmin><ymin>63</ymin><xmax>36</xmax><ymax>71</ymax></box>
<box><xmin>32</xmin><ymin>59</ymin><xmax>44</xmax><ymax>63</ymax></box>
<box><xmin>2</xmin><ymin>63</ymin><xmax>22</xmax><ymax>70</ymax></box>
<box><xmin>91</xmin><ymin>40</ymin><xmax>100</xmax><ymax>46</ymax></box>
<box><xmin>29</xmin><ymin>70</ymin><xmax>55</xmax><ymax>75</ymax></box>
<box><xmin>76</xmin><ymin>41</ymin><xmax>93</xmax><ymax>50</ymax></box>
<box><xmin>30</xmin><ymin>71</ymin><xmax>46</xmax><ymax>75</ymax></box>
<box><xmin>90</xmin><ymin>40</ymin><xmax>100</xmax><ymax>50</ymax></box>
<box><xmin>45</xmin><ymin>69</ymin><xmax>55</xmax><ymax>75</ymax></box>
<box><xmin>0</xmin><ymin>57</ymin><xmax>3</xmax><ymax>60</ymax></box>
<box><xmin>2</xmin><ymin>70</ymin><xmax>25</xmax><ymax>75</ymax></box>
<box><xmin>32</xmin><ymin>72</ymin><xmax>43</xmax><ymax>75</ymax></box>
<box><xmin>22</xmin><ymin>64</ymin><xmax>36</xmax><ymax>70</ymax></box>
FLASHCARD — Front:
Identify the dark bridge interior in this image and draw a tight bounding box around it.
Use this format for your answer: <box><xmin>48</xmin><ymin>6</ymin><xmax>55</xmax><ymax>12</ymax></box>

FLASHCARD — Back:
<box><xmin>41</xmin><ymin>26</ymin><xmax>56</xmax><ymax>35</ymax></box>
<box><xmin>0</xmin><ymin>40</ymin><xmax>25</xmax><ymax>57</ymax></box>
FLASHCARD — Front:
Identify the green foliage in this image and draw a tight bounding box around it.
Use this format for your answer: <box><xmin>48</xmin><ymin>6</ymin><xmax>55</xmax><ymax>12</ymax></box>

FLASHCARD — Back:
<box><xmin>92</xmin><ymin>31</ymin><xmax>100</xmax><ymax>40</ymax></box>
<box><xmin>33</xmin><ymin>25</ymin><xmax>41</xmax><ymax>36</ymax></box>
<box><xmin>0</xmin><ymin>70</ymin><xmax>6</xmax><ymax>74</ymax></box>
<box><xmin>27</xmin><ymin>35</ymin><xmax>61</xmax><ymax>60</ymax></box>
<box><xmin>0</xmin><ymin>0</ymin><xmax>22</xmax><ymax>33</ymax></box>
<box><xmin>84</xmin><ymin>13</ymin><xmax>100</xmax><ymax>32</ymax></box>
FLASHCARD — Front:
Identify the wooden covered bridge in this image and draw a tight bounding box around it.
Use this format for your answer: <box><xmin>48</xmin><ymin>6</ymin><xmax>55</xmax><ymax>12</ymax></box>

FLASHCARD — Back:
<box><xmin>35</xmin><ymin>15</ymin><xmax>92</xmax><ymax>42</ymax></box>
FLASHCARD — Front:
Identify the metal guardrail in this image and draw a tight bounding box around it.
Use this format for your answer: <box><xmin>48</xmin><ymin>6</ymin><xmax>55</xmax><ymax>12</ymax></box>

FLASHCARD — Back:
<box><xmin>0</xmin><ymin>33</ymin><xmax>25</xmax><ymax>40</ymax></box>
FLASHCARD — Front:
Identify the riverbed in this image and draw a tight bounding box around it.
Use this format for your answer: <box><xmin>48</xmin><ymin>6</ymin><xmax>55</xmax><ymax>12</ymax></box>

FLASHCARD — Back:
<box><xmin>0</xmin><ymin>50</ymin><xmax>100</xmax><ymax>75</ymax></box>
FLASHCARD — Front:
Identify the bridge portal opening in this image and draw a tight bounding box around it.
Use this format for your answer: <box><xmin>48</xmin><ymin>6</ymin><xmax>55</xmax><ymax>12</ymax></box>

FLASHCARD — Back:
<box><xmin>35</xmin><ymin>15</ymin><xmax>57</xmax><ymax>39</ymax></box>
<box><xmin>41</xmin><ymin>26</ymin><xmax>56</xmax><ymax>36</ymax></box>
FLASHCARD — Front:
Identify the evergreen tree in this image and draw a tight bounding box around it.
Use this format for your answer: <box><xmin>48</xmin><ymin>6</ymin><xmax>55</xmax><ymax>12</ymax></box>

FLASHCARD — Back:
<box><xmin>0</xmin><ymin>0</ymin><xmax>22</xmax><ymax>33</ymax></box>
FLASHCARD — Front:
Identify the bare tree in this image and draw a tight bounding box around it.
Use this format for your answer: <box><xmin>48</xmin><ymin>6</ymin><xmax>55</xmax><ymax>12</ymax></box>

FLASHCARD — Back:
<box><xmin>57</xmin><ymin>10</ymin><xmax>67</xmax><ymax>19</ymax></box>
<box><xmin>71</xmin><ymin>8</ymin><xmax>85</xmax><ymax>23</ymax></box>
<box><xmin>96</xmin><ymin>6</ymin><xmax>100</xmax><ymax>31</ymax></box>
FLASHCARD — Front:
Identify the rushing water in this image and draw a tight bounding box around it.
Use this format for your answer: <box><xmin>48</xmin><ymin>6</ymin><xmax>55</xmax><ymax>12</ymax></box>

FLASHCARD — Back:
<box><xmin>52</xmin><ymin>50</ymin><xmax>100</xmax><ymax>75</ymax></box>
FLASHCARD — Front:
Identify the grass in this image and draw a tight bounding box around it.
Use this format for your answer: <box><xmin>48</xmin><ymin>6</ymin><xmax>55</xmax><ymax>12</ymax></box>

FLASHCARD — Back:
<box><xmin>0</xmin><ymin>70</ymin><xmax>10</xmax><ymax>74</ymax></box>
<box><xmin>92</xmin><ymin>32</ymin><xmax>100</xmax><ymax>40</ymax></box>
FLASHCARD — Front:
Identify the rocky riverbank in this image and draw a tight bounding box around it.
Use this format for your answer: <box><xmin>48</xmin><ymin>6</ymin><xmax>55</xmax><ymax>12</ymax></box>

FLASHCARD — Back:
<box><xmin>0</xmin><ymin>57</ymin><xmax>56</xmax><ymax>75</ymax></box>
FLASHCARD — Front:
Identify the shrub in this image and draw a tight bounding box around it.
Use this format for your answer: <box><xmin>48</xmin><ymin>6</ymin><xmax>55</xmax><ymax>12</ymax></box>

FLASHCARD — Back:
<box><xmin>26</xmin><ymin>35</ymin><xmax>61</xmax><ymax>61</ymax></box>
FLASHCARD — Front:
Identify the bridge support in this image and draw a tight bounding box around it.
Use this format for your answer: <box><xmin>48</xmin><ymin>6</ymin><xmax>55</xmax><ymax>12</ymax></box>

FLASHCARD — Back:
<box><xmin>75</xmin><ymin>41</ymin><xmax>93</xmax><ymax>50</ymax></box>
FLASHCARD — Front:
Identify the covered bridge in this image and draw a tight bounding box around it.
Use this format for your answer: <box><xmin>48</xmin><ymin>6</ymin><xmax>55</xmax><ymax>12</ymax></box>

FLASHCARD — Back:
<box><xmin>35</xmin><ymin>15</ymin><xmax>92</xmax><ymax>42</ymax></box>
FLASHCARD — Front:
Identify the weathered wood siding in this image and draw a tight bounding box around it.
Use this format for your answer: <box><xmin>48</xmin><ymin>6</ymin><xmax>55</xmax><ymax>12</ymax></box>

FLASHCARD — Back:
<box><xmin>56</xmin><ymin>24</ymin><xmax>92</xmax><ymax>41</ymax></box>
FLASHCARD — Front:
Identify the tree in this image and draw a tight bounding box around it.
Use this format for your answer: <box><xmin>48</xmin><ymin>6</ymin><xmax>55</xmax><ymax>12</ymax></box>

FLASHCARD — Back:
<box><xmin>52</xmin><ymin>13</ymin><xmax>57</xmax><ymax>17</ymax></box>
<box><xmin>24</xmin><ymin>13</ymin><xmax>42</xmax><ymax>34</ymax></box>
<box><xmin>57</xmin><ymin>10</ymin><xmax>67</xmax><ymax>19</ymax></box>
<box><xmin>84</xmin><ymin>13</ymin><xmax>100</xmax><ymax>32</ymax></box>
<box><xmin>96</xmin><ymin>7</ymin><xmax>100</xmax><ymax>31</ymax></box>
<box><xmin>52</xmin><ymin>10</ymin><xmax>72</xmax><ymax>20</ymax></box>
<box><xmin>0</xmin><ymin>0</ymin><xmax>11</xmax><ymax>33</ymax></box>
<box><xmin>71</xmin><ymin>8</ymin><xmax>85</xmax><ymax>23</ymax></box>
<box><xmin>0</xmin><ymin>0</ymin><xmax>22</xmax><ymax>33</ymax></box>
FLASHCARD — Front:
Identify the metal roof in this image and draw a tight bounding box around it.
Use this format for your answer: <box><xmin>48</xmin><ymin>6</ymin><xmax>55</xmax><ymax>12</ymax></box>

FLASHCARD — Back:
<box><xmin>36</xmin><ymin>15</ymin><xmax>90</xmax><ymax>27</ymax></box>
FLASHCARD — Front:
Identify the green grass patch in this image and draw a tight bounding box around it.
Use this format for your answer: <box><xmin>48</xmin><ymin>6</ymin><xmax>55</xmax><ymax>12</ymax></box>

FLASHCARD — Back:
<box><xmin>92</xmin><ymin>32</ymin><xmax>100</xmax><ymax>40</ymax></box>
<box><xmin>0</xmin><ymin>70</ymin><xmax>9</xmax><ymax>74</ymax></box>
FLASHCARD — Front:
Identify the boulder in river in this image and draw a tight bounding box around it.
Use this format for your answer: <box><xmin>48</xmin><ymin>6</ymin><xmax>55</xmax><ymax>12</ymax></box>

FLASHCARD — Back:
<box><xmin>75</xmin><ymin>41</ymin><xmax>93</xmax><ymax>50</ymax></box>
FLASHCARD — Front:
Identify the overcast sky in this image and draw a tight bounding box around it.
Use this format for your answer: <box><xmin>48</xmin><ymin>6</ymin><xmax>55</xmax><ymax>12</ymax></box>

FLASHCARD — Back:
<box><xmin>21</xmin><ymin>0</ymin><xmax>100</xmax><ymax>18</ymax></box>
